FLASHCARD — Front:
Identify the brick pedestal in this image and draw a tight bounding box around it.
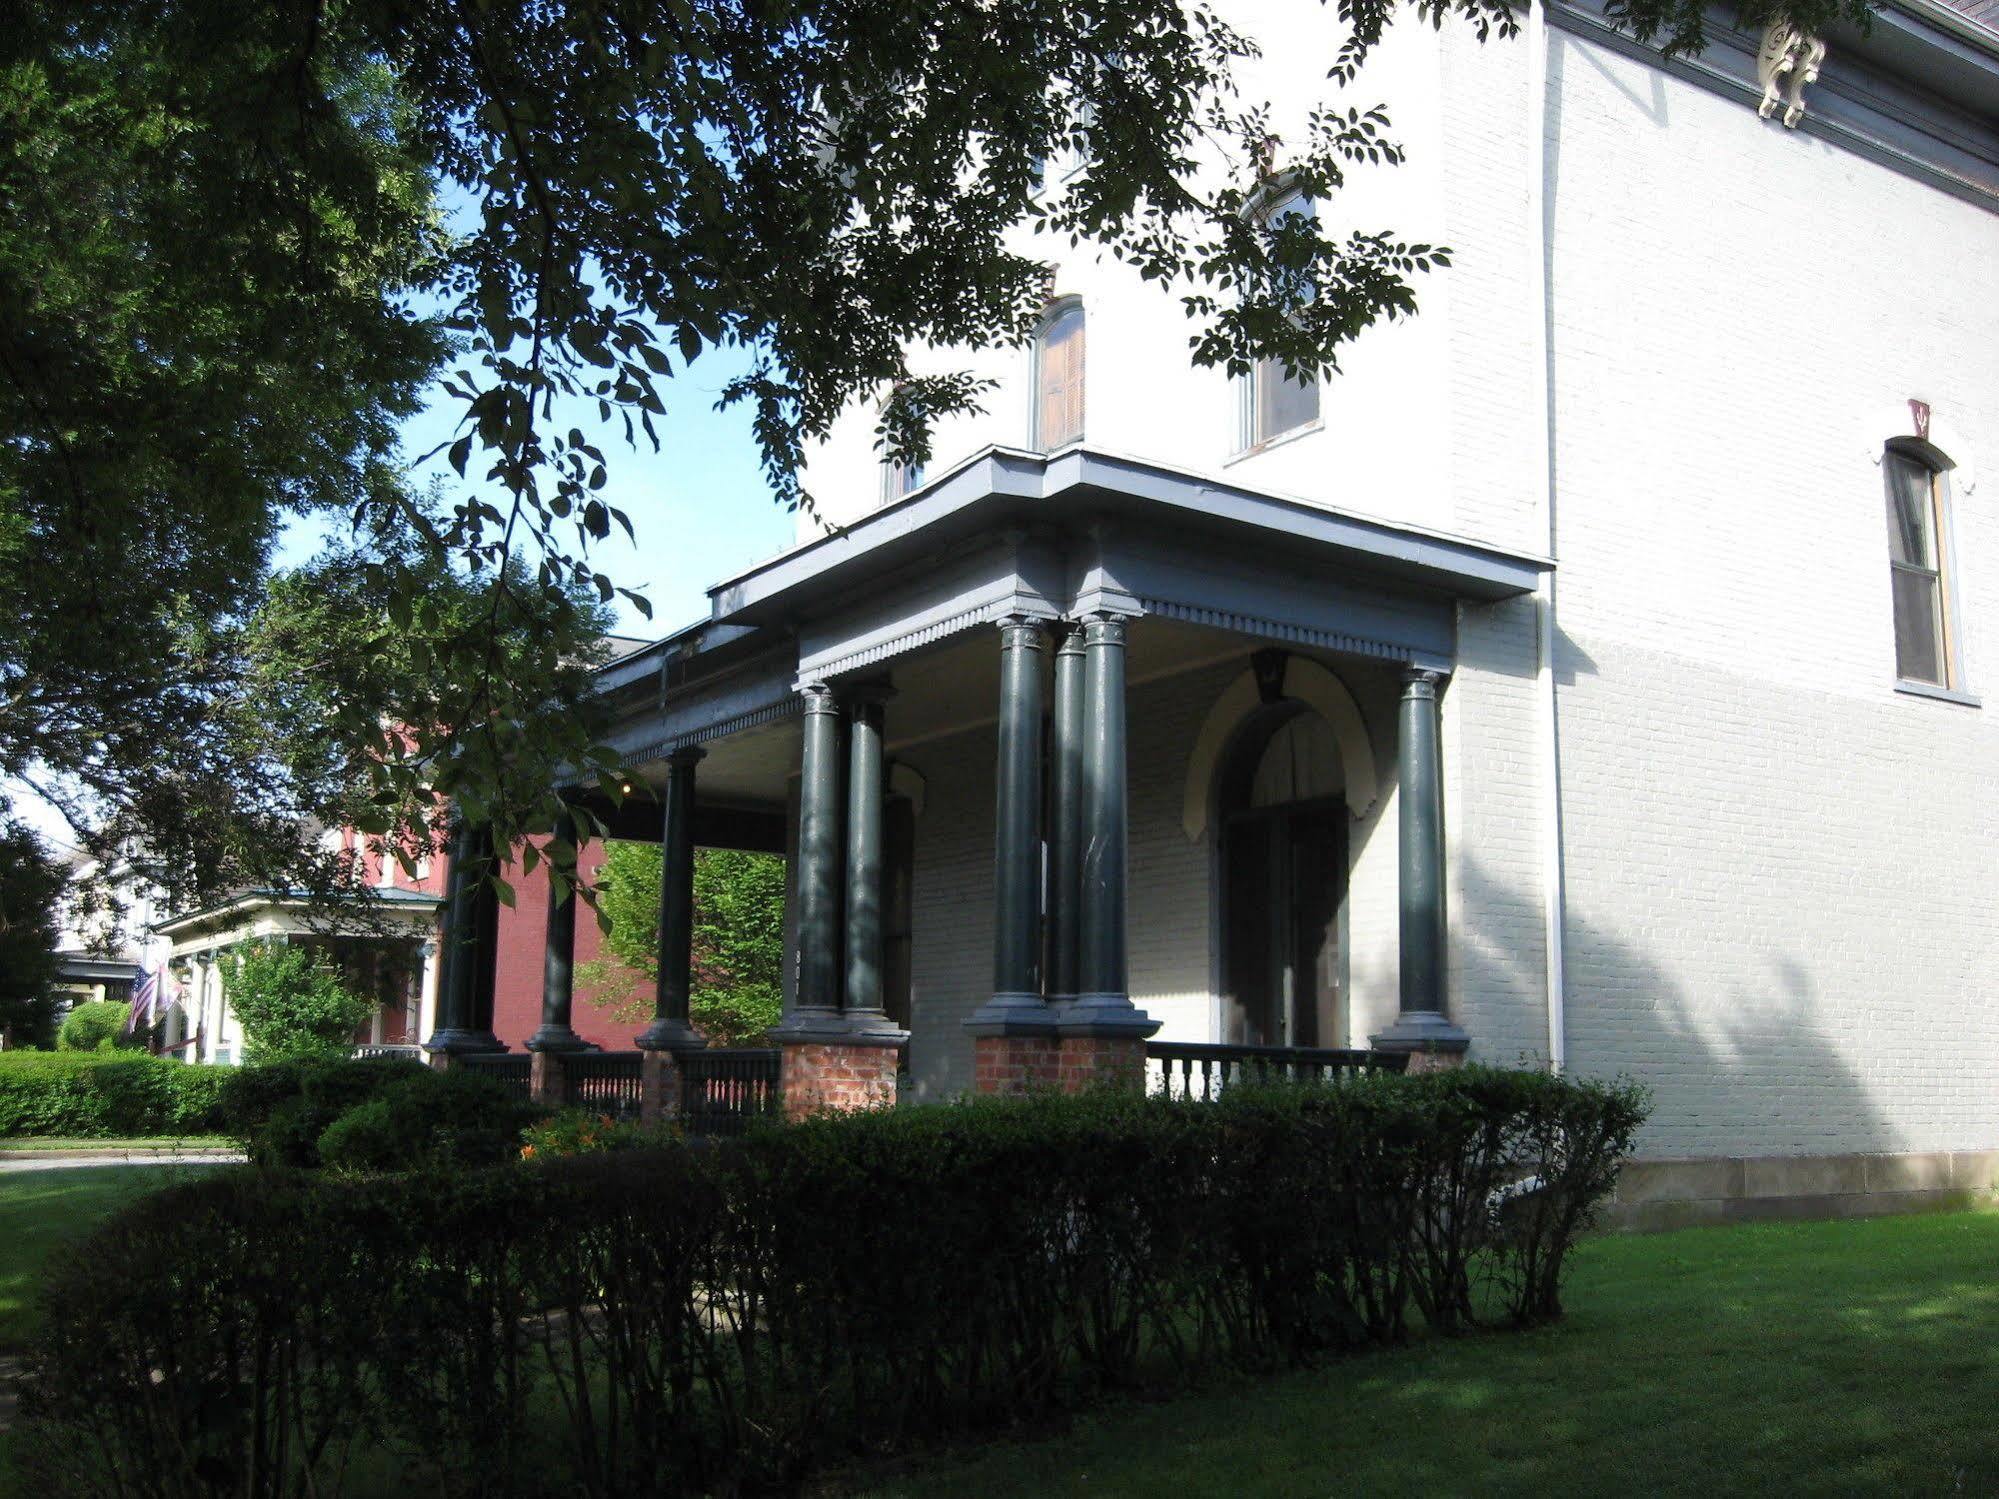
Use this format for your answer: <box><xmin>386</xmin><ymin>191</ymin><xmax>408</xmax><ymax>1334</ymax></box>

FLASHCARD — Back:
<box><xmin>1398</xmin><ymin>1047</ymin><xmax>1468</xmax><ymax>1076</ymax></box>
<box><xmin>779</xmin><ymin>1041</ymin><xmax>901</xmax><ymax>1119</ymax></box>
<box><xmin>640</xmin><ymin>1049</ymin><xmax>687</xmax><ymax>1127</ymax></box>
<box><xmin>973</xmin><ymin>1034</ymin><xmax>1061</xmax><ymax>1096</ymax></box>
<box><xmin>1057</xmin><ymin>1034</ymin><xmax>1150</xmax><ymax>1094</ymax></box>
<box><xmin>530</xmin><ymin>1049</ymin><xmax>565</xmax><ymax>1108</ymax></box>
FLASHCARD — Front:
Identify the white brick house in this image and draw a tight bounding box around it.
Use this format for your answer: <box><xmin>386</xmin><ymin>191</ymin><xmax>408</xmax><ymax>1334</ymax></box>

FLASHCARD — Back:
<box><xmin>432</xmin><ymin>0</ymin><xmax>1999</xmax><ymax>1221</ymax></box>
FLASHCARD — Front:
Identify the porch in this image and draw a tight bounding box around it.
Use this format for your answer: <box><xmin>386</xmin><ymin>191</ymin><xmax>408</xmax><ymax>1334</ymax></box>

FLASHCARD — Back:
<box><xmin>425</xmin><ymin>446</ymin><xmax>1549</xmax><ymax>1111</ymax></box>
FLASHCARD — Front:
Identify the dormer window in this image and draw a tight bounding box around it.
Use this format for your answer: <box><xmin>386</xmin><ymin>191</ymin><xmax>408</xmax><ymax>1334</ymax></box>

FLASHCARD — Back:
<box><xmin>1884</xmin><ymin>444</ymin><xmax>1963</xmax><ymax>691</ymax></box>
<box><xmin>1243</xmin><ymin>191</ymin><xmax>1321</xmax><ymax>450</ymax></box>
<box><xmin>1032</xmin><ymin>299</ymin><xmax>1085</xmax><ymax>451</ymax></box>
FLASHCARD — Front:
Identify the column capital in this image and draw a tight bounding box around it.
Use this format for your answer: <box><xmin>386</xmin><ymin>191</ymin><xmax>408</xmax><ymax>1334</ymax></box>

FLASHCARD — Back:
<box><xmin>843</xmin><ymin>678</ymin><xmax>897</xmax><ymax>709</ymax></box>
<box><xmin>1054</xmin><ymin>624</ymin><xmax>1089</xmax><ymax>658</ymax></box>
<box><xmin>1080</xmin><ymin>612</ymin><xmax>1129</xmax><ymax>647</ymax></box>
<box><xmin>799</xmin><ymin>681</ymin><xmax>842</xmax><ymax>716</ymax></box>
<box><xmin>996</xmin><ymin>613</ymin><xmax>1051</xmax><ymax>650</ymax></box>
<box><xmin>665</xmin><ymin>744</ymin><xmax>707</xmax><ymax>769</ymax></box>
<box><xmin>1400</xmin><ymin>666</ymin><xmax>1448</xmax><ymax>697</ymax></box>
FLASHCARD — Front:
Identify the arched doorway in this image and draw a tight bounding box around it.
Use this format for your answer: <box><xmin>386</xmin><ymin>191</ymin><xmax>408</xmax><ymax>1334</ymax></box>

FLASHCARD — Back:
<box><xmin>1217</xmin><ymin>703</ymin><xmax>1346</xmax><ymax>1049</ymax></box>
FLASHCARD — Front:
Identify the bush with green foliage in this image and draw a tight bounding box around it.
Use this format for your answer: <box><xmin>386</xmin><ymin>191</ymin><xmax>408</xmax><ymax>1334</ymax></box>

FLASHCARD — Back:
<box><xmin>217</xmin><ymin>1055</ymin><xmax>429</xmax><ymax>1167</ymax></box>
<box><xmin>0</xmin><ymin>1052</ymin><xmax>231</xmax><ymax>1137</ymax></box>
<box><xmin>18</xmin><ymin>1067</ymin><xmax>1646</xmax><ymax>1496</ymax></box>
<box><xmin>55</xmin><ymin>1001</ymin><xmax>137</xmax><ymax>1053</ymax></box>
<box><xmin>223</xmin><ymin>942</ymin><xmax>376</xmax><ymax>1063</ymax></box>
<box><xmin>518</xmin><ymin>1109</ymin><xmax>655</xmax><ymax>1161</ymax></box>
<box><xmin>316</xmin><ymin>1070</ymin><xmax>546</xmax><ymax>1175</ymax></box>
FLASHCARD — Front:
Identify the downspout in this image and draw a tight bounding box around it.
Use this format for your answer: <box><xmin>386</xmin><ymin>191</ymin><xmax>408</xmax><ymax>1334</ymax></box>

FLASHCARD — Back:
<box><xmin>1526</xmin><ymin>0</ymin><xmax>1568</xmax><ymax>1073</ymax></box>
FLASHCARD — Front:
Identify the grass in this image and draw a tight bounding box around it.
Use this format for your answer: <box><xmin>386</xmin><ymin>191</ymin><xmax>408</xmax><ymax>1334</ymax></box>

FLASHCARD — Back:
<box><xmin>0</xmin><ymin>1163</ymin><xmax>224</xmax><ymax>1351</ymax></box>
<box><xmin>851</xmin><ymin>1210</ymin><xmax>1999</xmax><ymax>1498</ymax></box>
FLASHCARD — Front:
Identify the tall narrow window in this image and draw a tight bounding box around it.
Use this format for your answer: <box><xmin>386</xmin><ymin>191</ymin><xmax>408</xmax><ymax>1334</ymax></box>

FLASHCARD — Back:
<box><xmin>1884</xmin><ymin>446</ymin><xmax>1959</xmax><ymax>689</ymax></box>
<box><xmin>1245</xmin><ymin>192</ymin><xmax>1321</xmax><ymax>449</ymax></box>
<box><xmin>881</xmin><ymin>454</ymin><xmax>925</xmax><ymax>503</ymax></box>
<box><xmin>1033</xmin><ymin>300</ymin><xmax>1085</xmax><ymax>450</ymax></box>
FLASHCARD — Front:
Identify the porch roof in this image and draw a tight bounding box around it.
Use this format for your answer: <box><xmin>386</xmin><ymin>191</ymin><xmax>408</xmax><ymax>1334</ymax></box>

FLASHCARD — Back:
<box><xmin>714</xmin><ymin>446</ymin><xmax>1547</xmax><ymax>623</ymax></box>
<box><xmin>595</xmin><ymin>446</ymin><xmax>1551</xmax><ymax>705</ymax></box>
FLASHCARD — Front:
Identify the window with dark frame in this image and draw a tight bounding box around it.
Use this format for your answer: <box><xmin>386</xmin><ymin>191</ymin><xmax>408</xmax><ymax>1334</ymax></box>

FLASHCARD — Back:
<box><xmin>1884</xmin><ymin>446</ymin><xmax>1958</xmax><ymax>690</ymax></box>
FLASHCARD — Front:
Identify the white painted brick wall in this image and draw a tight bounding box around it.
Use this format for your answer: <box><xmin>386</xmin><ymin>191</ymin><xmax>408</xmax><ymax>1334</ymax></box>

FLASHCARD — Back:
<box><xmin>1543</xmin><ymin>34</ymin><xmax>1999</xmax><ymax>1158</ymax></box>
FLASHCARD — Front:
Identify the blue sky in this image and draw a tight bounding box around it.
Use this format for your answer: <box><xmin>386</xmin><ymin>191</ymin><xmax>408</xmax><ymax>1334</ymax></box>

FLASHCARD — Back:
<box><xmin>388</xmin><ymin>340</ymin><xmax>801</xmax><ymax>639</ymax></box>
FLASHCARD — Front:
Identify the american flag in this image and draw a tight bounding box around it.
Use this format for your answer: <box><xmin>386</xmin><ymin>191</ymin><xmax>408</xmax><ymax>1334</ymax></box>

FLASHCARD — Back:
<box><xmin>125</xmin><ymin>966</ymin><xmax>161</xmax><ymax>1036</ymax></box>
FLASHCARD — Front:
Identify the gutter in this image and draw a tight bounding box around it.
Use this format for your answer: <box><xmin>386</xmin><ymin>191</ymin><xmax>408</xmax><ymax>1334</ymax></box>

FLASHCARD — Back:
<box><xmin>1527</xmin><ymin>0</ymin><xmax>1570</xmax><ymax>1073</ymax></box>
<box><xmin>1890</xmin><ymin>0</ymin><xmax>1999</xmax><ymax>58</ymax></box>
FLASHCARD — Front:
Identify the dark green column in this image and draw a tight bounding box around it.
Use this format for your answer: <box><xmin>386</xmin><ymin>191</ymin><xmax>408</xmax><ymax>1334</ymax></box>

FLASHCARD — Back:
<box><xmin>1061</xmin><ymin>613</ymin><xmax>1156</xmax><ymax>1037</ymax></box>
<box><xmin>1371</xmin><ymin>668</ymin><xmax>1469</xmax><ymax>1057</ymax></box>
<box><xmin>528</xmin><ymin>811</ymin><xmax>590</xmax><ymax>1052</ymax></box>
<box><xmin>844</xmin><ymin>689</ymin><xmax>891</xmax><ymax>1021</ymax></box>
<box><xmin>792</xmin><ymin>686</ymin><xmax>846</xmax><ymax>1020</ymax></box>
<box><xmin>427</xmin><ymin>820</ymin><xmax>504</xmax><ymax>1054</ymax></box>
<box><xmin>1046</xmin><ymin>627</ymin><xmax>1087</xmax><ymax>1003</ymax></box>
<box><xmin>640</xmin><ymin>748</ymin><xmax>707</xmax><ymax>1052</ymax></box>
<box><xmin>970</xmin><ymin>616</ymin><xmax>1054</xmax><ymax>1036</ymax></box>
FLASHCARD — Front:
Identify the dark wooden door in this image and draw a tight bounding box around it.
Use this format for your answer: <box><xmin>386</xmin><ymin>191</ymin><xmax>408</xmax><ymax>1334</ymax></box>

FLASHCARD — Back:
<box><xmin>1222</xmin><ymin>800</ymin><xmax>1346</xmax><ymax>1048</ymax></box>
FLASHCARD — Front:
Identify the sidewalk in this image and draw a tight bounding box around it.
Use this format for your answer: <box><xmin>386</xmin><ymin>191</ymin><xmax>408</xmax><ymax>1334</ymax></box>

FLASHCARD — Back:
<box><xmin>0</xmin><ymin>1144</ymin><xmax>243</xmax><ymax>1171</ymax></box>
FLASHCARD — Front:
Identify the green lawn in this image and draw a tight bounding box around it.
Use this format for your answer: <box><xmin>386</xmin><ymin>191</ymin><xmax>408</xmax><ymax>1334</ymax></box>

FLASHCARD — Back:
<box><xmin>0</xmin><ymin>1164</ymin><xmax>223</xmax><ymax>1351</ymax></box>
<box><xmin>852</xmin><ymin>1210</ymin><xmax>1999</xmax><ymax>1498</ymax></box>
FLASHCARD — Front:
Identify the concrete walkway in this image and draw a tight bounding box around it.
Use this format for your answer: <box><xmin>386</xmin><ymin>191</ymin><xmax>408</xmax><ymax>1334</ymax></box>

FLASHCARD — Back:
<box><xmin>0</xmin><ymin>1147</ymin><xmax>243</xmax><ymax>1172</ymax></box>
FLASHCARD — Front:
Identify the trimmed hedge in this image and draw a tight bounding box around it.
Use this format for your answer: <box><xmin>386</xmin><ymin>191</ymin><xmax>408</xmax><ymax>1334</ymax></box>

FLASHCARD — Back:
<box><xmin>0</xmin><ymin>1052</ymin><xmax>232</xmax><ymax>1137</ymax></box>
<box><xmin>18</xmin><ymin>1067</ymin><xmax>1646</xmax><ymax>1498</ymax></box>
<box><xmin>213</xmin><ymin>1056</ymin><xmax>543</xmax><ymax>1170</ymax></box>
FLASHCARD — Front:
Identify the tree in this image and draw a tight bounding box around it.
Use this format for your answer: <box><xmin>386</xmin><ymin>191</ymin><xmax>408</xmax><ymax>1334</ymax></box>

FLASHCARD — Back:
<box><xmin>6</xmin><ymin>0</ymin><xmax>1873</xmax><ymax>909</ymax></box>
<box><xmin>223</xmin><ymin>942</ymin><xmax>377</xmax><ymax>1063</ymax></box>
<box><xmin>0</xmin><ymin>819</ymin><xmax>65</xmax><ymax>1047</ymax></box>
<box><xmin>580</xmin><ymin>841</ymin><xmax>787</xmax><ymax>1044</ymax></box>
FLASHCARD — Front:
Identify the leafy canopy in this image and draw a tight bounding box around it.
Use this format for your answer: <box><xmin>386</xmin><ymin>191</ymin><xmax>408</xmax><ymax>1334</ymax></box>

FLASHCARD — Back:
<box><xmin>0</xmin><ymin>820</ymin><xmax>66</xmax><ymax>1047</ymax></box>
<box><xmin>579</xmin><ymin>841</ymin><xmax>786</xmax><ymax>1045</ymax></box>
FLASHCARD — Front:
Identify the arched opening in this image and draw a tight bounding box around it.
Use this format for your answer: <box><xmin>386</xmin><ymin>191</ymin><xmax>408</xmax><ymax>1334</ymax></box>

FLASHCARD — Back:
<box><xmin>1217</xmin><ymin>701</ymin><xmax>1346</xmax><ymax>1049</ymax></box>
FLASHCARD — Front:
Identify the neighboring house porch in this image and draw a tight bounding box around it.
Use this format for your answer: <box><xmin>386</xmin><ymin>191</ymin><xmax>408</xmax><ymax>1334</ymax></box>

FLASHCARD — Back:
<box><xmin>426</xmin><ymin>447</ymin><xmax>1550</xmax><ymax>1112</ymax></box>
<box><xmin>155</xmin><ymin>888</ymin><xmax>443</xmax><ymax>1064</ymax></box>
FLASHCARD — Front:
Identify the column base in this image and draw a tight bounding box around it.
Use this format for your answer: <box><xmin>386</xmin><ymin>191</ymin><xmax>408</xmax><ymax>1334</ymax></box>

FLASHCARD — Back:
<box><xmin>525</xmin><ymin>1026</ymin><xmax>594</xmax><ymax>1053</ymax></box>
<box><xmin>1057</xmin><ymin>1034</ymin><xmax>1151</xmax><ymax>1094</ymax></box>
<box><xmin>1054</xmin><ymin>993</ymin><xmax>1162</xmax><ymax>1039</ymax></box>
<box><xmin>423</xmin><ymin>1028</ymin><xmax>506</xmax><ymax>1063</ymax></box>
<box><xmin>974</xmin><ymin>1034</ymin><xmax>1061</xmax><ymax>1096</ymax></box>
<box><xmin>965</xmin><ymin>992</ymin><xmax>1057</xmax><ymax>1038</ymax></box>
<box><xmin>636</xmin><ymin>1017</ymin><xmax>707</xmax><ymax>1053</ymax></box>
<box><xmin>778</xmin><ymin>1037</ymin><xmax>905</xmax><ymax>1119</ymax></box>
<box><xmin>1370</xmin><ymin>1011</ymin><xmax>1470</xmax><ymax>1074</ymax></box>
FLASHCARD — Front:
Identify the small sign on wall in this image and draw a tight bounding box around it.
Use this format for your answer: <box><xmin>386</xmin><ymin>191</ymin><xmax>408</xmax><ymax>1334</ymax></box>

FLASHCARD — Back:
<box><xmin>1909</xmin><ymin>398</ymin><xmax>1932</xmax><ymax>442</ymax></box>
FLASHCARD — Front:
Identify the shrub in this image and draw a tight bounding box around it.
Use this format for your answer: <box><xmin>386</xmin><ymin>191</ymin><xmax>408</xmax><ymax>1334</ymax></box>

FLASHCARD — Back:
<box><xmin>518</xmin><ymin>1109</ymin><xmax>653</xmax><ymax>1161</ymax></box>
<box><xmin>18</xmin><ymin>1068</ymin><xmax>1647</xmax><ymax>1498</ymax></box>
<box><xmin>0</xmin><ymin>1051</ymin><xmax>231</xmax><ymax>1137</ymax></box>
<box><xmin>317</xmin><ymin>1069</ymin><xmax>545</xmax><ymax>1175</ymax></box>
<box><xmin>56</xmin><ymin>1000</ymin><xmax>136</xmax><ymax>1053</ymax></box>
<box><xmin>217</xmin><ymin>1055</ymin><xmax>429</xmax><ymax>1167</ymax></box>
<box><xmin>223</xmin><ymin>942</ymin><xmax>375</xmax><ymax>1062</ymax></box>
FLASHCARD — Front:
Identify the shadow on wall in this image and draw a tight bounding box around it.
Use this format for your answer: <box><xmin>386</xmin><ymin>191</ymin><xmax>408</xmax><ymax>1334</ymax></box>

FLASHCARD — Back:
<box><xmin>1442</xmin><ymin>849</ymin><xmax>1894</xmax><ymax>1162</ymax></box>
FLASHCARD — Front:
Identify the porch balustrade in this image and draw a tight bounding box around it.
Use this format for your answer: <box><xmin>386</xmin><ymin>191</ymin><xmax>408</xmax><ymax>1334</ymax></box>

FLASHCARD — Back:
<box><xmin>563</xmin><ymin>1050</ymin><xmax>646</xmax><ymax>1122</ymax></box>
<box><xmin>1146</xmin><ymin>1040</ymin><xmax>1409</xmax><ymax>1102</ymax></box>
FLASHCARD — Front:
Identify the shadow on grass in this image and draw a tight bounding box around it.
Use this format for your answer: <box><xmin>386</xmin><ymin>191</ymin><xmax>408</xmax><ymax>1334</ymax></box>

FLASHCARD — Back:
<box><xmin>840</xmin><ymin>1210</ymin><xmax>1999</xmax><ymax>1499</ymax></box>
